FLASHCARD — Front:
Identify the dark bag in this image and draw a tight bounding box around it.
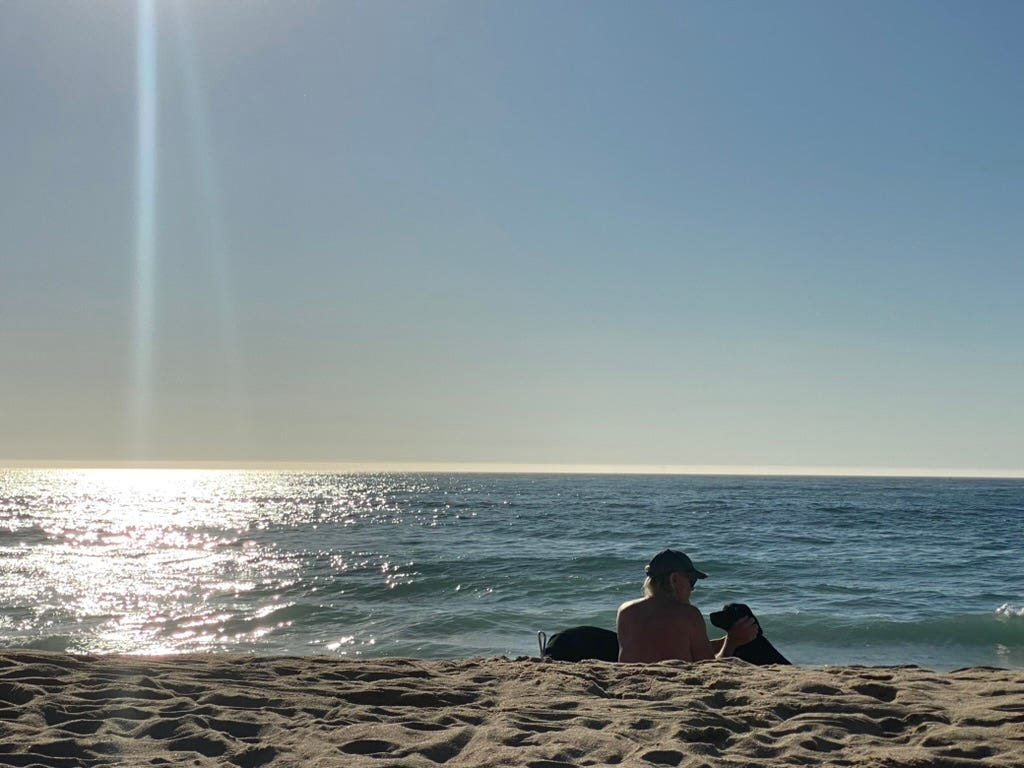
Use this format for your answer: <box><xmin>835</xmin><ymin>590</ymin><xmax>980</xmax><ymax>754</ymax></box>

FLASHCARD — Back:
<box><xmin>538</xmin><ymin>625</ymin><xmax>619</xmax><ymax>662</ymax></box>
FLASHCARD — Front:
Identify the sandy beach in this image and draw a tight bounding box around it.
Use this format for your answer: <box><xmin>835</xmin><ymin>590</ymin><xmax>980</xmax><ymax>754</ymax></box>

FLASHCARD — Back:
<box><xmin>1</xmin><ymin>652</ymin><xmax>1022</xmax><ymax>767</ymax></box>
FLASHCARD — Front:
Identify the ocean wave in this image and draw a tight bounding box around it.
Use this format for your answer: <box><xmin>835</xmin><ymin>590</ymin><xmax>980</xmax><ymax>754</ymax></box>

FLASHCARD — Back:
<box><xmin>215</xmin><ymin>603</ymin><xmax>321</xmax><ymax>634</ymax></box>
<box><xmin>767</xmin><ymin>610</ymin><xmax>1024</xmax><ymax>647</ymax></box>
<box><xmin>0</xmin><ymin>635</ymin><xmax>76</xmax><ymax>652</ymax></box>
<box><xmin>996</xmin><ymin>603</ymin><xmax>1024</xmax><ymax>618</ymax></box>
<box><xmin>0</xmin><ymin>524</ymin><xmax>54</xmax><ymax>546</ymax></box>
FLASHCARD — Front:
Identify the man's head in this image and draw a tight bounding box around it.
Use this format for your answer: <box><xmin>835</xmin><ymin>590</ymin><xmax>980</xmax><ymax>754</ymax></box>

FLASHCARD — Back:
<box><xmin>643</xmin><ymin>549</ymin><xmax>708</xmax><ymax>599</ymax></box>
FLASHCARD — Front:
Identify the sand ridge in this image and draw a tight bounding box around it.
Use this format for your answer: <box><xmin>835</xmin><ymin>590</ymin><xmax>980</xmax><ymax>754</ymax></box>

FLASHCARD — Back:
<box><xmin>1</xmin><ymin>651</ymin><xmax>1023</xmax><ymax>766</ymax></box>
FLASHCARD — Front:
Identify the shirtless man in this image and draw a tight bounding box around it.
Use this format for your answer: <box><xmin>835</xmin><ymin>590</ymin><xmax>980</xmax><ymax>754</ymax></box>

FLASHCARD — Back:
<box><xmin>617</xmin><ymin>549</ymin><xmax>758</xmax><ymax>663</ymax></box>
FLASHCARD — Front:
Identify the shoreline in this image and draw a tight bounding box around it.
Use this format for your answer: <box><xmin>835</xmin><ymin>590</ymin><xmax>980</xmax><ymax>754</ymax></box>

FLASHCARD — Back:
<box><xmin>2</xmin><ymin>652</ymin><xmax>1023</xmax><ymax>766</ymax></box>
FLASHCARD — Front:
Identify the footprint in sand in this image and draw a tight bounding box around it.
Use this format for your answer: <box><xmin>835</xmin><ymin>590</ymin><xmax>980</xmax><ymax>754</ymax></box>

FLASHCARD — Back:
<box><xmin>0</xmin><ymin>681</ymin><xmax>41</xmax><ymax>705</ymax></box>
<box><xmin>852</xmin><ymin>682</ymin><xmax>898</xmax><ymax>702</ymax></box>
<box><xmin>139</xmin><ymin>718</ymin><xmax>182</xmax><ymax>740</ymax></box>
<box><xmin>399</xmin><ymin>720</ymin><xmax>449</xmax><ymax>731</ymax></box>
<box><xmin>674</xmin><ymin>725</ymin><xmax>733</xmax><ymax>745</ymax></box>
<box><xmin>229</xmin><ymin>746</ymin><xmax>278</xmax><ymax>768</ymax></box>
<box><xmin>640</xmin><ymin>749</ymin><xmax>684</xmax><ymax>766</ymax></box>
<box><xmin>167</xmin><ymin>734</ymin><xmax>228</xmax><ymax>757</ymax></box>
<box><xmin>413</xmin><ymin>727</ymin><xmax>473</xmax><ymax>763</ymax></box>
<box><xmin>207</xmin><ymin>717</ymin><xmax>264</xmax><ymax>739</ymax></box>
<box><xmin>53</xmin><ymin>718</ymin><xmax>103</xmax><ymax>735</ymax></box>
<box><xmin>339</xmin><ymin>738</ymin><xmax>397</xmax><ymax>756</ymax></box>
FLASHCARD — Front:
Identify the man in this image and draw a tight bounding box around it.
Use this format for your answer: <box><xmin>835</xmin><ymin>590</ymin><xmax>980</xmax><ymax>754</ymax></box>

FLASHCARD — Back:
<box><xmin>617</xmin><ymin>549</ymin><xmax>758</xmax><ymax>663</ymax></box>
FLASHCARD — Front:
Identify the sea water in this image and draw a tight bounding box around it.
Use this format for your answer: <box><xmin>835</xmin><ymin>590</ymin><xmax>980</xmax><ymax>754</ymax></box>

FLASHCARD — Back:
<box><xmin>1</xmin><ymin>469</ymin><xmax>1022</xmax><ymax>671</ymax></box>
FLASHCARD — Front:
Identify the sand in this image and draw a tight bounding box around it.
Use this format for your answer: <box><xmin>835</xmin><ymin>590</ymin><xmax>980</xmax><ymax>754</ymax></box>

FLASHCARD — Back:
<box><xmin>1</xmin><ymin>652</ymin><xmax>1023</xmax><ymax>767</ymax></box>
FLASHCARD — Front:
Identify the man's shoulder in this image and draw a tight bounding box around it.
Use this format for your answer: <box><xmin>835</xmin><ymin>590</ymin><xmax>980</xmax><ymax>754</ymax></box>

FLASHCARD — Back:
<box><xmin>677</xmin><ymin>603</ymin><xmax>704</xmax><ymax>623</ymax></box>
<box><xmin>662</xmin><ymin>601</ymin><xmax>703</xmax><ymax>622</ymax></box>
<box><xmin>617</xmin><ymin>596</ymin><xmax>647</xmax><ymax>614</ymax></box>
<box><xmin>618</xmin><ymin>597</ymin><xmax>702</xmax><ymax>621</ymax></box>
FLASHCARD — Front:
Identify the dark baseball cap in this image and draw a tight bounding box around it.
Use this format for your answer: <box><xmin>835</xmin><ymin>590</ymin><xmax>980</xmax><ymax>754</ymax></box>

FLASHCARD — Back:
<box><xmin>645</xmin><ymin>549</ymin><xmax>708</xmax><ymax>580</ymax></box>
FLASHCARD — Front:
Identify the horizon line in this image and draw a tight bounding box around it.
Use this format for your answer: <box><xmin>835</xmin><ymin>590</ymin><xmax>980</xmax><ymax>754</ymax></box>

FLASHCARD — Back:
<box><xmin>1</xmin><ymin>460</ymin><xmax>1023</xmax><ymax>479</ymax></box>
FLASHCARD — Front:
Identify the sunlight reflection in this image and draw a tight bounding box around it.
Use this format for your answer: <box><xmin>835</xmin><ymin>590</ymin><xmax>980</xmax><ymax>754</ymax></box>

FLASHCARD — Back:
<box><xmin>0</xmin><ymin>471</ymin><xmax>405</xmax><ymax>655</ymax></box>
<box><xmin>88</xmin><ymin>467</ymin><xmax>209</xmax><ymax>499</ymax></box>
<box><xmin>5</xmin><ymin>469</ymin><xmax>294</xmax><ymax>654</ymax></box>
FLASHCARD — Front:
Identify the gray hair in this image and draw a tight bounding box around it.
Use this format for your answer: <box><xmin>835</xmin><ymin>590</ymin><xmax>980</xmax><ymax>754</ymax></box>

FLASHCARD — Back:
<box><xmin>643</xmin><ymin>573</ymin><xmax>674</xmax><ymax>597</ymax></box>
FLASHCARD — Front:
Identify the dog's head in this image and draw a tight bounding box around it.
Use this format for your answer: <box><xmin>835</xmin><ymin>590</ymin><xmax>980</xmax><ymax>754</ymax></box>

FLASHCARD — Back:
<box><xmin>709</xmin><ymin>603</ymin><xmax>754</xmax><ymax>631</ymax></box>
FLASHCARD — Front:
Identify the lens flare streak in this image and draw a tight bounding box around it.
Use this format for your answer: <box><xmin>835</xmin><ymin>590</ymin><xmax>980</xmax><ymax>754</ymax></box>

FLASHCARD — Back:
<box><xmin>131</xmin><ymin>0</ymin><xmax>158</xmax><ymax>458</ymax></box>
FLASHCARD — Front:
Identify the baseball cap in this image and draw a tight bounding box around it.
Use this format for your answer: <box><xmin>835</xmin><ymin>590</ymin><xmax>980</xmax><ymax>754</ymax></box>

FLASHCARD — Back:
<box><xmin>645</xmin><ymin>549</ymin><xmax>708</xmax><ymax>580</ymax></box>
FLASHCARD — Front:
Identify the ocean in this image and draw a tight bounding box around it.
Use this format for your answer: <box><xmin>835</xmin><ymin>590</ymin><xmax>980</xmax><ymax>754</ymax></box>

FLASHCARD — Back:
<box><xmin>1</xmin><ymin>469</ymin><xmax>1022</xmax><ymax>671</ymax></box>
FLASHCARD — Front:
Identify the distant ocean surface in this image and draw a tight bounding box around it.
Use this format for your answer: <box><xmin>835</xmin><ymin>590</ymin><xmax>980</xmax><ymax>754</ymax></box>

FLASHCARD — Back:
<box><xmin>1</xmin><ymin>469</ymin><xmax>1022</xmax><ymax>671</ymax></box>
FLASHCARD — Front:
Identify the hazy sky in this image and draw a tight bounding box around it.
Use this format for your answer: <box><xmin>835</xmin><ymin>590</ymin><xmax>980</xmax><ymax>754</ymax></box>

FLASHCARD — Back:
<box><xmin>2</xmin><ymin>1</ymin><xmax>1023</xmax><ymax>471</ymax></box>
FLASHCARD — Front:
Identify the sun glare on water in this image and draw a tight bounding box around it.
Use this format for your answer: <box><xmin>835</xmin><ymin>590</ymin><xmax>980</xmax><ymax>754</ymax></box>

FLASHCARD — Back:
<box><xmin>17</xmin><ymin>469</ymin><xmax>267</xmax><ymax>655</ymax></box>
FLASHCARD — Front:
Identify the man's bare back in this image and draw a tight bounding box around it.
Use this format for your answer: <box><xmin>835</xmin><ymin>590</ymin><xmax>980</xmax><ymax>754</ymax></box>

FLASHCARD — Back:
<box><xmin>617</xmin><ymin>595</ymin><xmax>712</xmax><ymax>662</ymax></box>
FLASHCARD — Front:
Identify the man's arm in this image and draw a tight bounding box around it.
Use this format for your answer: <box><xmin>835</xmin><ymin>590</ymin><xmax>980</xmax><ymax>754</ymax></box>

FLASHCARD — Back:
<box><xmin>687</xmin><ymin>611</ymin><xmax>759</xmax><ymax>660</ymax></box>
<box><xmin>711</xmin><ymin>617</ymin><xmax>759</xmax><ymax>659</ymax></box>
<box><xmin>684</xmin><ymin>607</ymin><xmax>716</xmax><ymax>661</ymax></box>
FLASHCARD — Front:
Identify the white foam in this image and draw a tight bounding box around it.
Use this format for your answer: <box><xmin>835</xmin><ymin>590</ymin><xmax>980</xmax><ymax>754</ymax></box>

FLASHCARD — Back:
<box><xmin>995</xmin><ymin>603</ymin><xmax>1024</xmax><ymax>618</ymax></box>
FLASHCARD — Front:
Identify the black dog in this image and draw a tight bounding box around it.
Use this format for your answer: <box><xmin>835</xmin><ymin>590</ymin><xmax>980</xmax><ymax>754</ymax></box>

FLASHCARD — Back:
<box><xmin>539</xmin><ymin>626</ymin><xmax>619</xmax><ymax>663</ymax></box>
<box><xmin>709</xmin><ymin>603</ymin><xmax>790</xmax><ymax>665</ymax></box>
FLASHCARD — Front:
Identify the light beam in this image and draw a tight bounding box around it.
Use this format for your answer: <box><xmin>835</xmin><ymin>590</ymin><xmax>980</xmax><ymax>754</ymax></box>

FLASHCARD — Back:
<box><xmin>131</xmin><ymin>0</ymin><xmax>159</xmax><ymax>459</ymax></box>
<box><xmin>172</xmin><ymin>0</ymin><xmax>249</xmax><ymax>451</ymax></box>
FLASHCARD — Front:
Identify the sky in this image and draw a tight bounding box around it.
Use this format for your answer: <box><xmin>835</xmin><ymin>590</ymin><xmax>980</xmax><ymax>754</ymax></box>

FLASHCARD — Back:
<box><xmin>1</xmin><ymin>0</ymin><xmax>1023</xmax><ymax>474</ymax></box>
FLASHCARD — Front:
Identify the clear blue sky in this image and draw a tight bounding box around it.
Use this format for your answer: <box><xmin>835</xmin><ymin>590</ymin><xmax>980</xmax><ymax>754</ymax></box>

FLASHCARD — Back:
<box><xmin>2</xmin><ymin>0</ymin><xmax>1022</xmax><ymax>472</ymax></box>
